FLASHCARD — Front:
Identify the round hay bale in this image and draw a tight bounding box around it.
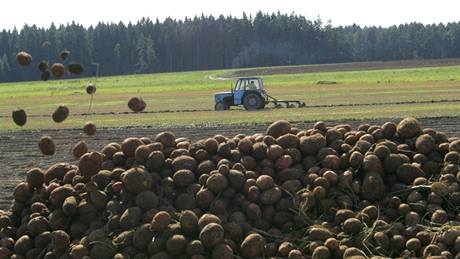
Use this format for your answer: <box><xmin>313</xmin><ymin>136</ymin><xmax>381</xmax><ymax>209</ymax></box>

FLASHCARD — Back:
<box><xmin>83</xmin><ymin>122</ymin><xmax>96</xmax><ymax>136</ymax></box>
<box><xmin>12</xmin><ymin>108</ymin><xmax>27</xmax><ymax>126</ymax></box>
<box><xmin>51</xmin><ymin>63</ymin><xmax>65</xmax><ymax>78</ymax></box>
<box><xmin>128</xmin><ymin>97</ymin><xmax>146</xmax><ymax>112</ymax></box>
<box><xmin>52</xmin><ymin>105</ymin><xmax>69</xmax><ymax>123</ymax></box>
<box><xmin>397</xmin><ymin>118</ymin><xmax>421</xmax><ymax>139</ymax></box>
<box><xmin>265</xmin><ymin>120</ymin><xmax>291</xmax><ymax>138</ymax></box>
<box><xmin>240</xmin><ymin>233</ymin><xmax>265</xmax><ymax>258</ymax></box>
<box><xmin>68</xmin><ymin>63</ymin><xmax>84</xmax><ymax>75</ymax></box>
<box><xmin>86</xmin><ymin>83</ymin><xmax>97</xmax><ymax>94</ymax></box>
<box><xmin>39</xmin><ymin>136</ymin><xmax>55</xmax><ymax>155</ymax></box>
<box><xmin>16</xmin><ymin>51</ymin><xmax>32</xmax><ymax>66</ymax></box>
<box><xmin>72</xmin><ymin>141</ymin><xmax>88</xmax><ymax>158</ymax></box>
<box><xmin>60</xmin><ymin>49</ymin><xmax>70</xmax><ymax>60</ymax></box>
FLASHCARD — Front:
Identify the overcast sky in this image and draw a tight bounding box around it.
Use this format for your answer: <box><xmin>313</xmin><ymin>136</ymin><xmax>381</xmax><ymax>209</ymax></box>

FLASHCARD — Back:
<box><xmin>1</xmin><ymin>0</ymin><xmax>459</xmax><ymax>30</ymax></box>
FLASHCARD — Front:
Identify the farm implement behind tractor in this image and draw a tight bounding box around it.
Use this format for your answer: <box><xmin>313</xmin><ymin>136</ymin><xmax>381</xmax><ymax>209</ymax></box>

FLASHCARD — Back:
<box><xmin>214</xmin><ymin>77</ymin><xmax>306</xmax><ymax>110</ymax></box>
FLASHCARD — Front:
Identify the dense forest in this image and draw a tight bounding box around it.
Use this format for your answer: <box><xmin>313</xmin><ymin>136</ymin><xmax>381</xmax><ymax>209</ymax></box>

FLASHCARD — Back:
<box><xmin>1</xmin><ymin>12</ymin><xmax>460</xmax><ymax>82</ymax></box>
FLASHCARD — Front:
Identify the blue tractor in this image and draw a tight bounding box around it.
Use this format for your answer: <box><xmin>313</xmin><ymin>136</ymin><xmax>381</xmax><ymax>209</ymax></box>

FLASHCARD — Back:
<box><xmin>214</xmin><ymin>77</ymin><xmax>305</xmax><ymax>110</ymax></box>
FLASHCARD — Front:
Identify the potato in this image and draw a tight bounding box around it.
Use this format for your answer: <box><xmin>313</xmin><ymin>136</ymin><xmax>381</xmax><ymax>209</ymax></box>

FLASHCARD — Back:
<box><xmin>16</xmin><ymin>51</ymin><xmax>32</xmax><ymax>66</ymax></box>
<box><xmin>52</xmin><ymin>105</ymin><xmax>69</xmax><ymax>123</ymax></box>
<box><xmin>260</xmin><ymin>186</ymin><xmax>282</xmax><ymax>205</ymax></box>
<box><xmin>133</xmin><ymin>224</ymin><xmax>154</xmax><ymax>250</ymax></box>
<box><xmin>128</xmin><ymin>97</ymin><xmax>147</xmax><ymax>112</ymax></box>
<box><xmin>312</xmin><ymin>246</ymin><xmax>330</xmax><ymax>259</ymax></box>
<box><xmin>343</xmin><ymin>218</ymin><xmax>362</xmax><ymax>234</ymax></box>
<box><xmin>151</xmin><ymin>211</ymin><xmax>171</xmax><ymax>231</ymax></box>
<box><xmin>12</xmin><ymin>108</ymin><xmax>27</xmax><ymax>126</ymax></box>
<box><xmin>196</xmin><ymin>224</ymin><xmax>226</xmax><ymax>249</ymax></box>
<box><xmin>166</xmin><ymin>234</ymin><xmax>187</xmax><ymax>255</ymax></box>
<box><xmin>361</xmin><ymin>172</ymin><xmax>385</xmax><ymax>202</ymax></box>
<box><xmin>415</xmin><ymin>134</ymin><xmax>436</xmax><ymax>154</ymax></box>
<box><xmin>72</xmin><ymin>141</ymin><xmax>88</xmax><ymax>158</ymax></box>
<box><xmin>266</xmin><ymin>120</ymin><xmax>291</xmax><ymax>138</ymax></box>
<box><xmin>206</xmin><ymin>173</ymin><xmax>228</xmax><ymax>193</ymax></box>
<box><xmin>78</xmin><ymin>152</ymin><xmax>104</xmax><ymax>180</ymax></box>
<box><xmin>172</xmin><ymin>155</ymin><xmax>197</xmax><ymax>171</ymax></box>
<box><xmin>14</xmin><ymin>235</ymin><xmax>33</xmax><ymax>255</ymax></box>
<box><xmin>51</xmin><ymin>230</ymin><xmax>70</xmax><ymax>255</ymax></box>
<box><xmin>240</xmin><ymin>233</ymin><xmax>265</xmax><ymax>258</ymax></box>
<box><xmin>396</xmin><ymin>163</ymin><xmax>425</xmax><ymax>184</ymax></box>
<box><xmin>186</xmin><ymin>240</ymin><xmax>204</xmax><ymax>256</ymax></box>
<box><xmin>120</xmin><ymin>207</ymin><xmax>143</xmax><ymax>230</ymax></box>
<box><xmin>135</xmin><ymin>190</ymin><xmax>159</xmax><ymax>211</ymax></box>
<box><xmin>212</xmin><ymin>243</ymin><xmax>234</xmax><ymax>259</ymax></box>
<box><xmin>173</xmin><ymin>169</ymin><xmax>195</xmax><ymax>188</ymax></box>
<box><xmin>39</xmin><ymin>136</ymin><xmax>55</xmax><ymax>155</ymax></box>
<box><xmin>13</xmin><ymin>182</ymin><xmax>31</xmax><ymax>203</ymax></box>
<box><xmin>397</xmin><ymin>117</ymin><xmax>421</xmax><ymax>139</ymax></box>
<box><xmin>50</xmin><ymin>186</ymin><xmax>74</xmax><ymax>207</ymax></box>
<box><xmin>122</xmin><ymin>167</ymin><xmax>152</xmax><ymax>193</ymax></box>
<box><xmin>299</xmin><ymin>134</ymin><xmax>326</xmax><ymax>156</ymax></box>
<box><xmin>83</xmin><ymin>122</ymin><xmax>96</xmax><ymax>136</ymax></box>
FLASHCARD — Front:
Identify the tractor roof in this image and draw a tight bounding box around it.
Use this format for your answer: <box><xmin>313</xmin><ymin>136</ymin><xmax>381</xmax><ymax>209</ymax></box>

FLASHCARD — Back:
<box><xmin>238</xmin><ymin>77</ymin><xmax>262</xmax><ymax>80</ymax></box>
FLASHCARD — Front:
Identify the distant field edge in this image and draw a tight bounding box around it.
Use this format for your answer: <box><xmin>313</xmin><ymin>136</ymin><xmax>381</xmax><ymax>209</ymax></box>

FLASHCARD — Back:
<box><xmin>223</xmin><ymin>58</ymin><xmax>460</xmax><ymax>78</ymax></box>
<box><xmin>2</xmin><ymin>115</ymin><xmax>459</xmax><ymax>134</ymax></box>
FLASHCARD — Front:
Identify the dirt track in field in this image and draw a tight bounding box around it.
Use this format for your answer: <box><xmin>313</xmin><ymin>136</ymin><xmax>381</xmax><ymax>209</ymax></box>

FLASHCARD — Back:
<box><xmin>1</xmin><ymin>117</ymin><xmax>459</xmax><ymax>209</ymax></box>
<box><xmin>228</xmin><ymin>58</ymin><xmax>460</xmax><ymax>77</ymax></box>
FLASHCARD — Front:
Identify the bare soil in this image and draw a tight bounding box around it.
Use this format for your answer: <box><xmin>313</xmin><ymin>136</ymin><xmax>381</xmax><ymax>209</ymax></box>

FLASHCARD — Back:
<box><xmin>1</xmin><ymin>117</ymin><xmax>459</xmax><ymax>209</ymax></box>
<box><xmin>228</xmin><ymin>58</ymin><xmax>460</xmax><ymax>77</ymax></box>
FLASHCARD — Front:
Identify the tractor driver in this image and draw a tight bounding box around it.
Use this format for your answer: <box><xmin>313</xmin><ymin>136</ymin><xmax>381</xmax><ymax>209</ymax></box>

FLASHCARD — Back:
<box><xmin>247</xmin><ymin>80</ymin><xmax>257</xmax><ymax>90</ymax></box>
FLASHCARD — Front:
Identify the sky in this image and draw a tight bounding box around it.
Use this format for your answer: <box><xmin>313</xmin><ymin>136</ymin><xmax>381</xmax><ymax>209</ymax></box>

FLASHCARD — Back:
<box><xmin>1</xmin><ymin>0</ymin><xmax>459</xmax><ymax>30</ymax></box>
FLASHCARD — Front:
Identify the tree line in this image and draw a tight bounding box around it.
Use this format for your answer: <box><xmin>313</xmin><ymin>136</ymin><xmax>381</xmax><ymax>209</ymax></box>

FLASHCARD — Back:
<box><xmin>1</xmin><ymin>12</ymin><xmax>460</xmax><ymax>82</ymax></box>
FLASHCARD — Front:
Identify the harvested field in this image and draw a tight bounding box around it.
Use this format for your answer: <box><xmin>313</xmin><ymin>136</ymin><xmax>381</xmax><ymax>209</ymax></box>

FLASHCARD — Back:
<box><xmin>227</xmin><ymin>58</ymin><xmax>460</xmax><ymax>77</ymax></box>
<box><xmin>0</xmin><ymin>116</ymin><xmax>459</xmax><ymax>209</ymax></box>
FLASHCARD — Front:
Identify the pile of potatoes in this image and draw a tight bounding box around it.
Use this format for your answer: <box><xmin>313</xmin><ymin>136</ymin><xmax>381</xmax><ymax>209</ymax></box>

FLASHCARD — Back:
<box><xmin>2</xmin><ymin>118</ymin><xmax>460</xmax><ymax>259</ymax></box>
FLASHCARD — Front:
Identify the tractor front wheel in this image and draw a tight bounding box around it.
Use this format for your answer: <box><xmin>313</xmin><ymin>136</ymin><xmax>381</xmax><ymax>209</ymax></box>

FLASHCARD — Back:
<box><xmin>243</xmin><ymin>93</ymin><xmax>264</xmax><ymax>110</ymax></box>
<box><xmin>215</xmin><ymin>102</ymin><xmax>229</xmax><ymax>111</ymax></box>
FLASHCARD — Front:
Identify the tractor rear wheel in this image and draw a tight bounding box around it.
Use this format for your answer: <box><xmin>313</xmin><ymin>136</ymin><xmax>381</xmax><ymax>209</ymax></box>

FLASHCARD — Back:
<box><xmin>243</xmin><ymin>93</ymin><xmax>264</xmax><ymax>110</ymax></box>
<box><xmin>215</xmin><ymin>102</ymin><xmax>229</xmax><ymax>111</ymax></box>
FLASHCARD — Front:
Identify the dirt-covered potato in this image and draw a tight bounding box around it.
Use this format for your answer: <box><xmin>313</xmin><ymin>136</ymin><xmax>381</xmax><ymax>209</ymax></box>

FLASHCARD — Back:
<box><xmin>83</xmin><ymin>122</ymin><xmax>97</xmax><ymax>136</ymax></box>
<box><xmin>128</xmin><ymin>97</ymin><xmax>147</xmax><ymax>112</ymax></box>
<box><xmin>72</xmin><ymin>141</ymin><xmax>88</xmax><ymax>158</ymax></box>
<box><xmin>12</xmin><ymin>108</ymin><xmax>27</xmax><ymax>126</ymax></box>
<box><xmin>39</xmin><ymin>136</ymin><xmax>55</xmax><ymax>155</ymax></box>
<box><xmin>51</xmin><ymin>63</ymin><xmax>65</xmax><ymax>78</ymax></box>
<box><xmin>16</xmin><ymin>51</ymin><xmax>32</xmax><ymax>66</ymax></box>
<box><xmin>397</xmin><ymin>117</ymin><xmax>421</xmax><ymax>139</ymax></box>
<box><xmin>78</xmin><ymin>152</ymin><xmax>104</xmax><ymax>180</ymax></box>
<box><xmin>52</xmin><ymin>105</ymin><xmax>69</xmax><ymax>123</ymax></box>
<box><xmin>266</xmin><ymin>120</ymin><xmax>291</xmax><ymax>138</ymax></box>
<box><xmin>240</xmin><ymin>233</ymin><xmax>265</xmax><ymax>258</ymax></box>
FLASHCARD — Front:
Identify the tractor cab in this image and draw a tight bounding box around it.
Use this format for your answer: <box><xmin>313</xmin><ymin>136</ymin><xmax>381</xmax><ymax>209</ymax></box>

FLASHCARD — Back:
<box><xmin>214</xmin><ymin>77</ymin><xmax>267</xmax><ymax>110</ymax></box>
<box><xmin>214</xmin><ymin>77</ymin><xmax>305</xmax><ymax>111</ymax></box>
